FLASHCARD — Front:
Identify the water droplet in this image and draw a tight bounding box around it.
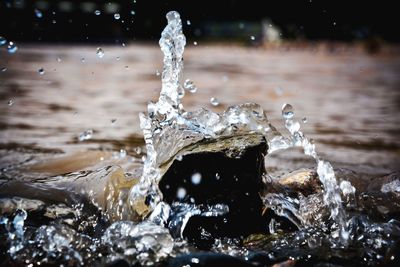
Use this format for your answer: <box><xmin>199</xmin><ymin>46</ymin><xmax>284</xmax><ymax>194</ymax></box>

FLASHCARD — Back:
<box><xmin>1</xmin><ymin>67</ymin><xmax>7</xmax><ymax>72</ymax></box>
<box><xmin>183</xmin><ymin>79</ymin><xmax>197</xmax><ymax>93</ymax></box>
<box><xmin>52</xmin><ymin>19</ymin><xmax>56</xmax><ymax>24</ymax></box>
<box><xmin>191</xmin><ymin>172</ymin><xmax>202</xmax><ymax>185</ymax></box>
<box><xmin>122</xmin><ymin>42</ymin><xmax>126</xmax><ymax>47</ymax></box>
<box><xmin>38</xmin><ymin>68</ymin><xmax>45</xmax><ymax>75</ymax></box>
<box><xmin>210</xmin><ymin>97</ymin><xmax>219</xmax><ymax>106</ymax></box>
<box><xmin>155</xmin><ymin>69</ymin><xmax>161</xmax><ymax>76</ymax></box>
<box><xmin>114</xmin><ymin>13</ymin><xmax>120</xmax><ymax>20</ymax></box>
<box><xmin>116</xmin><ymin>56</ymin><xmax>120</xmax><ymax>61</ymax></box>
<box><xmin>274</xmin><ymin>86</ymin><xmax>283</xmax><ymax>96</ymax></box>
<box><xmin>57</xmin><ymin>57</ymin><xmax>61</xmax><ymax>62</ymax></box>
<box><xmin>119</xmin><ymin>149</ymin><xmax>127</xmax><ymax>158</ymax></box>
<box><xmin>193</xmin><ymin>41</ymin><xmax>198</xmax><ymax>46</ymax></box>
<box><xmin>191</xmin><ymin>258</ymin><xmax>200</xmax><ymax>264</ymax></box>
<box><xmin>302</xmin><ymin>117</ymin><xmax>307</xmax><ymax>123</ymax></box>
<box><xmin>250</xmin><ymin>35</ymin><xmax>255</xmax><ymax>40</ymax></box>
<box><xmin>0</xmin><ymin>36</ymin><xmax>6</xmax><ymax>46</ymax></box>
<box><xmin>215</xmin><ymin>173</ymin><xmax>221</xmax><ymax>180</ymax></box>
<box><xmin>7</xmin><ymin>42</ymin><xmax>17</xmax><ymax>54</ymax></box>
<box><xmin>94</xmin><ymin>10</ymin><xmax>101</xmax><ymax>16</ymax></box>
<box><xmin>186</xmin><ymin>20</ymin><xmax>191</xmax><ymax>25</ymax></box>
<box><xmin>130</xmin><ymin>10</ymin><xmax>135</xmax><ymax>15</ymax></box>
<box><xmin>81</xmin><ymin>57</ymin><xmax>85</xmax><ymax>63</ymax></box>
<box><xmin>111</xmin><ymin>118</ymin><xmax>117</xmax><ymax>124</ymax></box>
<box><xmin>176</xmin><ymin>187</ymin><xmax>187</xmax><ymax>199</ymax></box>
<box><xmin>96</xmin><ymin>47</ymin><xmax>104</xmax><ymax>58</ymax></box>
<box><xmin>34</xmin><ymin>8</ymin><xmax>43</xmax><ymax>18</ymax></box>
<box><xmin>8</xmin><ymin>99</ymin><xmax>14</xmax><ymax>106</ymax></box>
<box><xmin>281</xmin><ymin>103</ymin><xmax>294</xmax><ymax>119</ymax></box>
<box><xmin>78</xmin><ymin>129</ymin><xmax>93</xmax><ymax>141</ymax></box>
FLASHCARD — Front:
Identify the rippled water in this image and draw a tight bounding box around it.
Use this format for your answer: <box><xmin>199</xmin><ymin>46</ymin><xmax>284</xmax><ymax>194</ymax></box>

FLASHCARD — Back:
<box><xmin>1</xmin><ymin>11</ymin><xmax>400</xmax><ymax>267</ymax></box>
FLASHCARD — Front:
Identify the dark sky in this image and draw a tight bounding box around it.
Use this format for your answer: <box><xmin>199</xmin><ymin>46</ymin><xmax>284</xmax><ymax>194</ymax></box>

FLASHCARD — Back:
<box><xmin>0</xmin><ymin>0</ymin><xmax>398</xmax><ymax>42</ymax></box>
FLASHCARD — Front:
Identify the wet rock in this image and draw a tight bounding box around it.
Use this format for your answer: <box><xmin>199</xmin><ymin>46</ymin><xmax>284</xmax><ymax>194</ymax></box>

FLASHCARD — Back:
<box><xmin>159</xmin><ymin>134</ymin><xmax>269</xmax><ymax>245</ymax></box>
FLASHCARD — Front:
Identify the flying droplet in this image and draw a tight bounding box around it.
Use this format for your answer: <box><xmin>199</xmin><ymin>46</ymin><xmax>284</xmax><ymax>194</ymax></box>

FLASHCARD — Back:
<box><xmin>119</xmin><ymin>149</ymin><xmax>127</xmax><ymax>158</ymax></box>
<box><xmin>130</xmin><ymin>10</ymin><xmax>135</xmax><ymax>15</ymax></box>
<box><xmin>116</xmin><ymin>56</ymin><xmax>120</xmax><ymax>61</ymax></box>
<box><xmin>0</xmin><ymin>36</ymin><xmax>6</xmax><ymax>46</ymax></box>
<box><xmin>94</xmin><ymin>10</ymin><xmax>101</xmax><ymax>16</ymax></box>
<box><xmin>155</xmin><ymin>69</ymin><xmax>161</xmax><ymax>76</ymax></box>
<box><xmin>183</xmin><ymin>79</ymin><xmax>197</xmax><ymax>93</ymax></box>
<box><xmin>7</xmin><ymin>42</ymin><xmax>17</xmax><ymax>54</ymax></box>
<box><xmin>210</xmin><ymin>97</ymin><xmax>219</xmax><ymax>106</ymax></box>
<box><xmin>38</xmin><ymin>68</ymin><xmax>45</xmax><ymax>75</ymax></box>
<box><xmin>186</xmin><ymin>20</ymin><xmax>191</xmax><ymax>25</ymax></box>
<box><xmin>176</xmin><ymin>187</ymin><xmax>187</xmax><ymax>199</ymax></box>
<box><xmin>34</xmin><ymin>8</ymin><xmax>43</xmax><ymax>18</ymax></box>
<box><xmin>250</xmin><ymin>35</ymin><xmax>255</xmax><ymax>41</ymax></box>
<box><xmin>78</xmin><ymin>129</ymin><xmax>93</xmax><ymax>141</ymax></box>
<box><xmin>1</xmin><ymin>67</ymin><xmax>7</xmax><ymax>72</ymax></box>
<box><xmin>193</xmin><ymin>41</ymin><xmax>198</xmax><ymax>46</ymax></box>
<box><xmin>111</xmin><ymin>118</ymin><xmax>117</xmax><ymax>124</ymax></box>
<box><xmin>81</xmin><ymin>57</ymin><xmax>85</xmax><ymax>63</ymax></box>
<box><xmin>191</xmin><ymin>172</ymin><xmax>202</xmax><ymax>185</ymax></box>
<box><xmin>302</xmin><ymin>117</ymin><xmax>308</xmax><ymax>123</ymax></box>
<box><xmin>96</xmin><ymin>47</ymin><xmax>104</xmax><ymax>58</ymax></box>
<box><xmin>57</xmin><ymin>57</ymin><xmax>61</xmax><ymax>62</ymax></box>
<box><xmin>7</xmin><ymin>99</ymin><xmax>14</xmax><ymax>106</ymax></box>
<box><xmin>114</xmin><ymin>13</ymin><xmax>120</xmax><ymax>20</ymax></box>
<box><xmin>281</xmin><ymin>103</ymin><xmax>294</xmax><ymax>119</ymax></box>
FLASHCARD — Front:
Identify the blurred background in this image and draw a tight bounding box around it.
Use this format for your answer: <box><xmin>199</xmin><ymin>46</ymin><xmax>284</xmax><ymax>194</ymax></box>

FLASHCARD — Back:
<box><xmin>0</xmin><ymin>0</ymin><xmax>399</xmax><ymax>176</ymax></box>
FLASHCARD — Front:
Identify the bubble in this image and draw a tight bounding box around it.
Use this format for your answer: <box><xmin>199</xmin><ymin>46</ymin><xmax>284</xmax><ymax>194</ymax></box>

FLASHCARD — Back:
<box><xmin>183</xmin><ymin>79</ymin><xmax>197</xmax><ymax>93</ymax></box>
<box><xmin>96</xmin><ymin>47</ymin><xmax>104</xmax><ymax>58</ymax></box>
<box><xmin>114</xmin><ymin>13</ymin><xmax>120</xmax><ymax>20</ymax></box>
<box><xmin>0</xmin><ymin>36</ymin><xmax>6</xmax><ymax>46</ymax></box>
<box><xmin>94</xmin><ymin>10</ymin><xmax>101</xmax><ymax>16</ymax></box>
<box><xmin>250</xmin><ymin>35</ymin><xmax>255</xmax><ymax>40</ymax></box>
<box><xmin>7</xmin><ymin>42</ymin><xmax>17</xmax><ymax>54</ymax></box>
<box><xmin>191</xmin><ymin>172</ymin><xmax>202</xmax><ymax>185</ymax></box>
<box><xmin>38</xmin><ymin>68</ymin><xmax>45</xmax><ymax>75</ymax></box>
<box><xmin>176</xmin><ymin>187</ymin><xmax>186</xmax><ymax>199</ymax></box>
<box><xmin>34</xmin><ymin>8</ymin><xmax>43</xmax><ymax>18</ymax></box>
<box><xmin>8</xmin><ymin>99</ymin><xmax>14</xmax><ymax>106</ymax></box>
<box><xmin>78</xmin><ymin>129</ymin><xmax>93</xmax><ymax>141</ymax></box>
<box><xmin>281</xmin><ymin>103</ymin><xmax>294</xmax><ymax>119</ymax></box>
<box><xmin>210</xmin><ymin>97</ymin><xmax>219</xmax><ymax>106</ymax></box>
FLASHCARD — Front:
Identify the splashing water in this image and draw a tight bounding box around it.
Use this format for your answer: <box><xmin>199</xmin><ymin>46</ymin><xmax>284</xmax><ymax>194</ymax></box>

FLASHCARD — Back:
<box><xmin>128</xmin><ymin>11</ymin><xmax>349</xmax><ymax>245</ymax></box>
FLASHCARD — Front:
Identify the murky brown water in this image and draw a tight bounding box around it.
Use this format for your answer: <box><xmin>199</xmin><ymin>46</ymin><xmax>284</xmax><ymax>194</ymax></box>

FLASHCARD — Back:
<box><xmin>1</xmin><ymin>44</ymin><xmax>399</xmax><ymax>176</ymax></box>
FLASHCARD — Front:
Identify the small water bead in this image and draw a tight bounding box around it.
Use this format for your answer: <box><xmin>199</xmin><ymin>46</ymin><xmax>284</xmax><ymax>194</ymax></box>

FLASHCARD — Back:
<box><xmin>186</xmin><ymin>20</ymin><xmax>191</xmax><ymax>25</ymax></box>
<box><xmin>81</xmin><ymin>57</ymin><xmax>85</xmax><ymax>63</ymax></box>
<box><xmin>114</xmin><ymin>13</ymin><xmax>120</xmax><ymax>20</ymax></box>
<box><xmin>1</xmin><ymin>67</ymin><xmax>7</xmax><ymax>72</ymax></box>
<box><xmin>78</xmin><ymin>129</ymin><xmax>93</xmax><ymax>141</ymax></box>
<box><xmin>130</xmin><ymin>10</ymin><xmax>135</xmax><ymax>15</ymax></box>
<box><xmin>0</xmin><ymin>36</ymin><xmax>6</xmax><ymax>46</ymax></box>
<box><xmin>119</xmin><ymin>149</ymin><xmax>127</xmax><ymax>158</ymax></box>
<box><xmin>210</xmin><ymin>97</ymin><xmax>219</xmax><ymax>106</ymax></box>
<box><xmin>111</xmin><ymin>118</ymin><xmax>117</xmax><ymax>124</ymax></box>
<box><xmin>176</xmin><ymin>187</ymin><xmax>187</xmax><ymax>199</ymax></box>
<box><xmin>250</xmin><ymin>35</ymin><xmax>255</xmax><ymax>40</ymax></box>
<box><xmin>193</xmin><ymin>41</ymin><xmax>198</xmax><ymax>46</ymax></box>
<box><xmin>183</xmin><ymin>79</ymin><xmax>197</xmax><ymax>93</ymax></box>
<box><xmin>34</xmin><ymin>9</ymin><xmax>43</xmax><ymax>18</ymax></box>
<box><xmin>38</xmin><ymin>68</ymin><xmax>45</xmax><ymax>75</ymax></box>
<box><xmin>281</xmin><ymin>103</ymin><xmax>294</xmax><ymax>119</ymax></box>
<box><xmin>8</xmin><ymin>99</ymin><xmax>14</xmax><ymax>106</ymax></box>
<box><xmin>116</xmin><ymin>56</ymin><xmax>120</xmax><ymax>61</ymax></box>
<box><xmin>155</xmin><ymin>69</ymin><xmax>161</xmax><ymax>76</ymax></box>
<box><xmin>96</xmin><ymin>47</ymin><xmax>104</xmax><ymax>58</ymax></box>
<box><xmin>302</xmin><ymin>117</ymin><xmax>308</xmax><ymax>123</ymax></box>
<box><xmin>191</xmin><ymin>172</ymin><xmax>202</xmax><ymax>185</ymax></box>
<box><xmin>94</xmin><ymin>10</ymin><xmax>101</xmax><ymax>16</ymax></box>
<box><xmin>7</xmin><ymin>42</ymin><xmax>18</xmax><ymax>53</ymax></box>
<box><xmin>57</xmin><ymin>57</ymin><xmax>61</xmax><ymax>62</ymax></box>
